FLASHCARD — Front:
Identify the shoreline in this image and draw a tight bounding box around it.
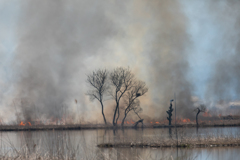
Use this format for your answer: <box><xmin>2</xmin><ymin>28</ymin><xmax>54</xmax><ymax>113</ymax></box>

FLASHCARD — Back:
<box><xmin>97</xmin><ymin>141</ymin><xmax>240</xmax><ymax>149</ymax></box>
<box><xmin>0</xmin><ymin>122</ymin><xmax>240</xmax><ymax>131</ymax></box>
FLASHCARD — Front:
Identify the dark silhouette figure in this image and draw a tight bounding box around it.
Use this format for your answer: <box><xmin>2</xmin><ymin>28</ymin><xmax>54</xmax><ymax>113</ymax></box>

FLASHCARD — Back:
<box><xmin>166</xmin><ymin>99</ymin><xmax>174</xmax><ymax>126</ymax></box>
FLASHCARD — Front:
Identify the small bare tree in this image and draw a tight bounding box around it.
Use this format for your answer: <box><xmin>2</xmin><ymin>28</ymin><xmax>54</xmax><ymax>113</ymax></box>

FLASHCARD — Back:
<box><xmin>109</xmin><ymin>67</ymin><xmax>134</xmax><ymax>126</ymax></box>
<box><xmin>121</xmin><ymin>81</ymin><xmax>148</xmax><ymax>126</ymax></box>
<box><xmin>166</xmin><ymin>99</ymin><xmax>174</xmax><ymax>126</ymax></box>
<box><xmin>86</xmin><ymin>69</ymin><xmax>108</xmax><ymax>124</ymax></box>
<box><xmin>195</xmin><ymin>104</ymin><xmax>206</xmax><ymax>126</ymax></box>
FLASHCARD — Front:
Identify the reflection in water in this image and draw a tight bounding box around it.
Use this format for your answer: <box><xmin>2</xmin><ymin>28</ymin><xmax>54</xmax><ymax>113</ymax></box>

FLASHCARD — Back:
<box><xmin>0</xmin><ymin>127</ymin><xmax>240</xmax><ymax>159</ymax></box>
<box><xmin>169</xmin><ymin>128</ymin><xmax>172</xmax><ymax>139</ymax></box>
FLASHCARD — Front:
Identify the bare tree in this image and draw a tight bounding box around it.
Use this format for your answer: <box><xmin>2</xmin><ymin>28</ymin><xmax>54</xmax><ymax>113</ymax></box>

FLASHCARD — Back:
<box><xmin>86</xmin><ymin>69</ymin><xmax>108</xmax><ymax>124</ymax></box>
<box><xmin>109</xmin><ymin>67</ymin><xmax>134</xmax><ymax>126</ymax></box>
<box><xmin>195</xmin><ymin>104</ymin><xmax>206</xmax><ymax>126</ymax></box>
<box><xmin>121</xmin><ymin>81</ymin><xmax>148</xmax><ymax>126</ymax></box>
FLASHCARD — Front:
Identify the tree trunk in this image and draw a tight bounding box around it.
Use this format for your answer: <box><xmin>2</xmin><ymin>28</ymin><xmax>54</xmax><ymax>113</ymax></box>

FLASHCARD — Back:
<box><xmin>100</xmin><ymin>101</ymin><xmax>107</xmax><ymax>124</ymax></box>
<box><xmin>112</xmin><ymin>102</ymin><xmax>119</xmax><ymax>126</ymax></box>
<box><xmin>115</xmin><ymin>106</ymin><xmax>120</xmax><ymax>124</ymax></box>
<box><xmin>134</xmin><ymin>119</ymin><xmax>143</xmax><ymax>128</ymax></box>
<box><xmin>196</xmin><ymin>109</ymin><xmax>200</xmax><ymax>126</ymax></box>
<box><xmin>121</xmin><ymin>113</ymin><xmax>127</xmax><ymax>127</ymax></box>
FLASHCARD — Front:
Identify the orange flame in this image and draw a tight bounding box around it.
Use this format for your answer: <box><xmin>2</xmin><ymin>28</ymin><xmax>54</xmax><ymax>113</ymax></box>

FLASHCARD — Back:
<box><xmin>155</xmin><ymin>122</ymin><xmax>159</xmax><ymax>124</ymax></box>
<box><xmin>182</xmin><ymin>119</ymin><xmax>191</xmax><ymax>123</ymax></box>
<box><xmin>28</xmin><ymin>122</ymin><xmax>32</xmax><ymax>126</ymax></box>
<box><xmin>19</xmin><ymin>121</ymin><xmax>26</xmax><ymax>126</ymax></box>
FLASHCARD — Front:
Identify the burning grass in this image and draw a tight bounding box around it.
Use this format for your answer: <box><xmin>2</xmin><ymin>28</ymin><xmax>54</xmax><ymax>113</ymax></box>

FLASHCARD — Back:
<box><xmin>0</xmin><ymin>118</ymin><xmax>240</xmax><ymax>132</ymax></box>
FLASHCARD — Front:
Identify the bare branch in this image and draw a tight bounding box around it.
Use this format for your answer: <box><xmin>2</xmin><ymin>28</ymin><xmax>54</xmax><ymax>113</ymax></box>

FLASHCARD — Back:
<box><xmin>194</xmin><ymin>104</ymin><xmax>206</xmax><ymax>113</ymax></box>
<box><xmin>109</xmin><ymin>67</ymin><xmax>137</xmax><ymax>126</ymax></box>
<box><xmin>121</xmin><ymin>79</ymin><xmax>148</xmax><ymax>126</ymax></box>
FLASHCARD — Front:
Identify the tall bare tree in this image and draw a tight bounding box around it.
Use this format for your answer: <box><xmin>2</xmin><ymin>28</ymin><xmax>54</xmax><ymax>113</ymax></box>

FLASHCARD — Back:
<box><xmin>109</xmin><ymin>67</ymin><xmax>134</xmax><ymax>126</ymax></box>
<box><xmin>86</xmin><ymin>69</ymin><xmax>108</xmax><ymax>124</ymax></box>
<box><xmin>121</xmin><ymin>81</ymin><xmax>148</xmax><ymax>126</ymax></box>
<box><xmin>195</xmin><ymin>104</ymin><xmax>206</xmax><ymax>126</ymax></box>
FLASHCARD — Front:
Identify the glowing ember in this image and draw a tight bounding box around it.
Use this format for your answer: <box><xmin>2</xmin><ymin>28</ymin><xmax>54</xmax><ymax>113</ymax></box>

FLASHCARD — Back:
<box><xmin>155</xmin><ymin>122</ymin><xmax>159</xmax><ymax>124</ymax></box>
<box><xmin>182</xmin><ymin>119</ymin><xmax>191</xmax><ymax>123</ymax></box>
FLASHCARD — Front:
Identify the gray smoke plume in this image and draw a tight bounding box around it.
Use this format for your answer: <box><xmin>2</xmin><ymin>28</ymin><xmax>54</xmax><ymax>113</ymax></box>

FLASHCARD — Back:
<box><xmin>6</xmin><ymin>0</ymin><xmax>240</xmax><ymax>122</ymax></box>
<box><xmin>12</xmin><ymin>0</ymin><xmax>120</xmax><ymax>122</ymax></box>
<box><xmin>132</xmin><ymin>0</ymin><xmax>195</xmax><ymax>119</ymax></box>
<box><xmin>3</xmin><ymin>0</ymin><xmax>221</xmax><ymax>123</ymax></box>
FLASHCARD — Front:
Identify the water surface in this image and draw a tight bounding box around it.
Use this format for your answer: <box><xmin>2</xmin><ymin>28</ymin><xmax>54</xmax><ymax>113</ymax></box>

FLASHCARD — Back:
<box><xmin>0</xmin><ymin>127</ymin><xmax>239</xmax><ymax>159</ymax></box>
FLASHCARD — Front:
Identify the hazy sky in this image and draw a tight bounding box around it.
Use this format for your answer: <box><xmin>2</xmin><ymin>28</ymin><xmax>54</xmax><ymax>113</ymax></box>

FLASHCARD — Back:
<box><xmin>0</xmin><ymin>0</ymin><xmax>239</xmax><ymax>123</ymax></box>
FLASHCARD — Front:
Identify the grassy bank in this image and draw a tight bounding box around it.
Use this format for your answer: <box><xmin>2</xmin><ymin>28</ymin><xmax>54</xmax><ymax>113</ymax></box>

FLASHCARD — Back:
<box><xmin>97</xmin><ymin>138</ymin><xmax>240</xmax><ymax>148</ymax></box>
<box><xmin>97</xmin><ymin>127</ymin><xmax>240</xmax><ymax>149</ymax></box>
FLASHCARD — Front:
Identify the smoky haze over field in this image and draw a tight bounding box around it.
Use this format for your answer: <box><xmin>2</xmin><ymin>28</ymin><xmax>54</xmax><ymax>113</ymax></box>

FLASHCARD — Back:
<box><xmin>205</xmin><ymin>1</ymin><xmax>240</xmax><ymax>102</ymax></box>
<box><xmin>0</xmin><ymin>0</ymin><xmax>240</xmax><ymax>124</ymax></box>
<box><xmin>12</xmin><ymin>0</ymin><xmax>120</xmax><ymax>123</ymax></box>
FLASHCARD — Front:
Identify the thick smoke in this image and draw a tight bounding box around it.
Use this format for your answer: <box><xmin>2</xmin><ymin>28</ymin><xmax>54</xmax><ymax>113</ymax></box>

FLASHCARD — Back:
<box><xmin>130</xmin><ymin>0</ymin><xmax>194</xmax><ymax>119</ymax></box>
<box><xmin>12</xmin><ymin>0</ymin><xmax>120</xmax><ymax>122</ymax></box>
<box><xmin>8</xmin><ymin>0</ymin><xmax>195</xmax><ymax>123</ymax></box>
<box><xmin>6</xmin><ymin>0</ymin><xmax>238</xmax><ymax>123</ymax></box>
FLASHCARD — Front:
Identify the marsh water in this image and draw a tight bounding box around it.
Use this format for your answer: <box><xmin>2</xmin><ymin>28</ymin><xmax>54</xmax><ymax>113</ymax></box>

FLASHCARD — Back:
<box><xmin>0</xmin><ymin>127</ymin><xmax>240</xmax><ymax>159</ymax></box>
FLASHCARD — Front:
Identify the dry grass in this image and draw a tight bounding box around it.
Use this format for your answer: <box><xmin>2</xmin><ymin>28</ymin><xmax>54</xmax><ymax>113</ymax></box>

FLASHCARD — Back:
<box><xmin>97</xmin><ymin>128</ymin><xmax>240</xmax><ymax>149</ymax></box>
<box><xmin>98</xmin><ymin>136</ymin><xmax>240</xmax><ymax>148</ymax></box>
<box><xmin>0</xmin><ymin>131</ymin><xmax>87</xmax><ymax>160</ymax></box>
